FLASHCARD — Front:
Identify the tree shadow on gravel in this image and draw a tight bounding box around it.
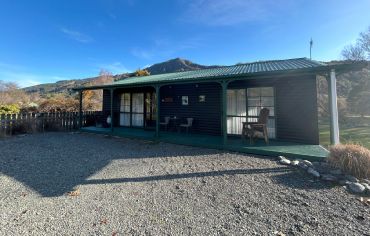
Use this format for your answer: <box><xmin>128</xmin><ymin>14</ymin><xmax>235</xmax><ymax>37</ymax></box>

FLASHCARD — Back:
<box><xmin>271</xmin><ymin>169</ymin><xmax>334</xmax><ymax>190</ymax></box>
<box><xmin>82</xmin><ymin>167</ymin><xmax>292</xmax><ymax>185</ymax></box>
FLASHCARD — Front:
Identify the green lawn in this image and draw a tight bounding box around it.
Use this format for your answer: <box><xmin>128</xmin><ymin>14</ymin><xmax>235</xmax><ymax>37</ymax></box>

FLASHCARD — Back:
<box><xmin>319</xmin><ymin>123</ymin><xmax>370</xmax><ymax>149</ymax></box>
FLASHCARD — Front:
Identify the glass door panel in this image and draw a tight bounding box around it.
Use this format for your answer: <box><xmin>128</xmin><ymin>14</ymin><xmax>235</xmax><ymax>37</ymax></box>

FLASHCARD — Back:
<box><xmin>131</xmin><ymin>93</ymin><xmax>144</xmax><ymax>127</ymax></box>
<box><xmin>120</xmin><ymin>93</ymin><xmax>131</xmax><ymax>126</ymax></box>
<box><xmin>247</xmin><ymin>87</ymin><xmax>276</xmax><ymax>138</ymax></box>
<box><xmin>227</xmin><ymin>89</ymin><xmax>247</xmax><ymax>134</ymax></box>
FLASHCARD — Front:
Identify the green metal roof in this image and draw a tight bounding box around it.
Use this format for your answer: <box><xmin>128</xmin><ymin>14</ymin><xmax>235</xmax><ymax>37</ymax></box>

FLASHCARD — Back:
<box><xmin>77</xmin><ymin>57</ymin><xmax>357</xmax><ymax>90</ymax></box>
<box><xmin>113</xmin><ymin>57</ymin><xmax>326</xmax><ymax>86</ymax></box>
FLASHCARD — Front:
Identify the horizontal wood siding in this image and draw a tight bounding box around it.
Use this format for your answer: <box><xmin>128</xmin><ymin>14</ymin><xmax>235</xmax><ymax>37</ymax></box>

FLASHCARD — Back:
<box><xmin>160</xmin><ymin>83</ymin><xmax>222</xmax><ymax>135</ymax></box>
<box><xmin>102</xmin><ymin>76</ymin><xmax>319</xmax><ymax>144</ymax></box>
<box><xmin>275</xmin><ymin>77</ymin><xmax>319</xmax><ymax>144</ymax></box>
<box><xmin>229</xmin><ymin>75</ymin><xmax>319</xmax><ymax>144</ymax></box>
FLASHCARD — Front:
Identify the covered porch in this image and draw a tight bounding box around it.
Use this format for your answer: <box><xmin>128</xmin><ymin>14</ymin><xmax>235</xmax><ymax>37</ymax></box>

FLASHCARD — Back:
<box><xmin>81</xmin><ymin>126</ymin><xmax>328</xmax><ymax>161</ymax></box>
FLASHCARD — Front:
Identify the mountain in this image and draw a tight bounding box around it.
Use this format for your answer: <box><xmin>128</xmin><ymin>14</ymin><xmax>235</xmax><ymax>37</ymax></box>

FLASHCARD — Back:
<box><xmin>145</xmin><ymin>58</ymin><xmax>219</xmax><ymax>74</ymax></box>
<box><xmin>23</xmin><ymin>58</ymin><xmax>221</xmax><ymax>96</ymax></box>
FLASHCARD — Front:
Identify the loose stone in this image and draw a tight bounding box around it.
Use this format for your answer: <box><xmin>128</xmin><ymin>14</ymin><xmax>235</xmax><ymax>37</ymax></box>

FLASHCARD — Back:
<box><xmin>279</xmin><ymin>159</ymin><xmax>291</xmax><ymax>165</ymax></box>
<box><xmin>345</xmin><ymin>175</ymin><xmax>359</xmax><ymax>183</ymax></box>
<box><xmin>321</xmin><ymin>174</ymin><xmax>338</xmax><ymax>182</ymax></box>
<box><xmin>361</xmin><ymin>183</ymin><xmax>370</xmax><ymax>193</ymax></box>
<box><xmin>291</xmin><ymin>160</ymin><xmax>300</xmax><ymax>166</ymax></box>
<box><xmin>348</xmin><ymin>182</ymin><xmax>366</xmax><ymax>193</ymax></box>
<box><xmin>307</xmin><ymin>167</ymin><xmax>320</xmax><ymax>178</ymax></box>
<box><xmin>298</xmin><ymin>162</ymin><xmax>308</xmax><ymax>170</ymax></box>
<box><xmin>302</xmin><ymin>160</ymin><xmax>313</xmax><ymax>168</ymax></box>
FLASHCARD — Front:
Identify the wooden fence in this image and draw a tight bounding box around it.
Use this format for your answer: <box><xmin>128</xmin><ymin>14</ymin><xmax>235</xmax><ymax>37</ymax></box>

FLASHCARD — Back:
<box><xmin>0</xmin><ymin>111</ymin><xmax>102</xmax><ymax>136</ymax></box>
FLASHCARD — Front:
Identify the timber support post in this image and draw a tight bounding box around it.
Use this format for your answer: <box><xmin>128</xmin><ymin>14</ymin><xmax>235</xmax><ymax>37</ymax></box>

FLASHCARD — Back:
<box><xmin>110</xmin><ymin>88</ymin><xmax>114</xmax><ymax>132</ymax></box>
<box><xmin>78</xmin><ymin>90</ymin><xmax>83</xmax><ymax>129</ymax></box>
<box><xmin>221</xmin><ymin>81</ymin><xmax>228</xmax><ymax>146</ymax></box>
<box><xmin>328</xmin><ymin>69</ymin><xmax>340</xmax><ymax>145</ymax></box>
<box><xmin>155</xmin><ymin>85</ymin><xmax>160</xmax><ymax>138</ymax></box>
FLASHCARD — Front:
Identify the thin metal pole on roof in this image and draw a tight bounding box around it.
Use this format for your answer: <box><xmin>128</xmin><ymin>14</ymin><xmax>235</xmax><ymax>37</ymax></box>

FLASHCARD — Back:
<box><xmin>310</xmin><ymin>38</ymin><xmax>313</xmax><ymax>60</ymax></box>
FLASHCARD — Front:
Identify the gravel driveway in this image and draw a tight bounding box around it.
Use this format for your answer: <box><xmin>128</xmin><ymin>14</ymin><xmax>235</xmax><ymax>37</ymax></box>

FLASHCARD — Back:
<box><xmin>0</xmin><ymin>132</ymin><xmax>369</xmax><ymax>235</ymax></box>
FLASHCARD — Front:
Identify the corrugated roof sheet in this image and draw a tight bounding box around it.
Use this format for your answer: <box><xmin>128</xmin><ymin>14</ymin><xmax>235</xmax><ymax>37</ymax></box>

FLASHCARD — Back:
<box><xmin>113</xmin><ymin>58</ymin><xmax>326</xmax><ymax>86</ymax></box>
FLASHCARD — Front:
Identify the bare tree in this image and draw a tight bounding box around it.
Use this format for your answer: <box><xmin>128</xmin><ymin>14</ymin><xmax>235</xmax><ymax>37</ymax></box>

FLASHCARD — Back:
<box><xmin>342</xmin><ymin>26</ymin><xmax>370</xmax><ymax>60</ymax></box>
<box><xmin>342</xmin><ymin>44</ymin><xmax>367</xmax><ymax>61</ymax></box>
<box><xmin>0</xmin><ymin>80</ymin><xmax>30</xmax><ymax>106</ymax></box>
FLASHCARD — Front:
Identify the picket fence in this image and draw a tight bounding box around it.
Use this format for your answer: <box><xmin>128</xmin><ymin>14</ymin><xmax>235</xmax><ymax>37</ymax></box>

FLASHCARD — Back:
<box><xmin>0</xmin><ymin>111</ymin><xmax>101</xmax><ymax>136</ymax></box>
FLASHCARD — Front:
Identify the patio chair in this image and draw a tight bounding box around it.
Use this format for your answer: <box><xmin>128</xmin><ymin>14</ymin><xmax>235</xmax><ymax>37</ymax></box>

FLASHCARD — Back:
<box><xmin>242</xmin><ymin>108</ymin><xmax>270</xmax><ymax>144</ymax></box>
<box><xmin>160</xmin><ymin>116</ymin><xmax>170</xmax><ymax>131</ymax></box>
<box><xmin>179</xmin><ymin>118</ymin><xmax>193</xmax><ymax>133</ymax></box>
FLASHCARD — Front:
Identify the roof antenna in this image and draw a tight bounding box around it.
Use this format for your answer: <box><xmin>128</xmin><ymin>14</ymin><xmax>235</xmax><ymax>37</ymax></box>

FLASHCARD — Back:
<box><xmin>309</xmin><ymin>38</ymin><xmax>313</xmax><ymax>60</ymax></box>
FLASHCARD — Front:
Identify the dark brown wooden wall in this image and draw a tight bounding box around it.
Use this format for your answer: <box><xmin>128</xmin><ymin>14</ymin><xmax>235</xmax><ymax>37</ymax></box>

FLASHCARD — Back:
<box><xmin>102</xmin><ymin>75</ymin><xmax>319</xmax><ymax>144</ymax></box>
<box><xmin>229</xmin><ymin>75</ymin><xmax>319</xmax><ymax>144</ymax></box>
<box><xmin>160</xmin><ymin>82</ymin><xmax>222</xmax><ymax>135</ymax></box>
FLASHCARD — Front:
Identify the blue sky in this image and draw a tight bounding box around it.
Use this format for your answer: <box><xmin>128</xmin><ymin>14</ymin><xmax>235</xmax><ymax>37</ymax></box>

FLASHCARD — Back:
<box><xmin>1</xmin><ymin>0</ymin><xmax>370</xmax><ymax>87</ymax></box>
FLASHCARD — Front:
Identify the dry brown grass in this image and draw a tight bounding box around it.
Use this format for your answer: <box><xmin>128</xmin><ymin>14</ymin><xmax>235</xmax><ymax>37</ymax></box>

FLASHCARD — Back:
<box><xmin>328</xmin><ymin>144</ymin><xmax>370</xmax><ymax>179</ymax></box>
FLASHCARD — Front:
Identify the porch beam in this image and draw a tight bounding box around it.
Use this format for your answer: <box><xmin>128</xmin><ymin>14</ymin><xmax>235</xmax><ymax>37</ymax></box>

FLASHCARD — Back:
<box><xmin>110</xmin><ymin>88</ymin><xmax>114</xmax><ymax>132</ymax></box>
<box><xmin>78</xmin><ymin>90</ymin><xmax>83</xmax><ymax>129</ymax></box>
<box><xmin>221</xmin><ymin>81</ymin><xmax>228</xmax><ymax>146</ymax></box>
<box><xmin>328</xmin><ymin>69</ymin><xmax>340</xmax><ymax>145</ymax></box>
<box><xmin>155</xmin><ymin>85</ymin><xmax>160</xmax><ymax>138</ymax></box>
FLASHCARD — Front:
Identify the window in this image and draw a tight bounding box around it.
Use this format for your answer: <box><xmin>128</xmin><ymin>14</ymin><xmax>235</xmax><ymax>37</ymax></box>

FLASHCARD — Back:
<box><xmin>247</xmin><ymin>87</ymin><xmax>276</xmax><ymax>138</ymax></box>
<box><xmin>226</xmin><ymin>87</ymin><xmax>276</xmax><ymax>138</ymax></box>
<box><xmin>119</xmin><ymin>93</ymin><xmax>144</xmax><ymax>127</ymax></box>
<box><xmin>227</xmin><ymin>89</ymin><xmax>246</xmax><ymax>134</ymax></box>
<box><xmin>120</xmin><ymin>93</ymin><xmax>131</xmax><ymax>126</ymax></box>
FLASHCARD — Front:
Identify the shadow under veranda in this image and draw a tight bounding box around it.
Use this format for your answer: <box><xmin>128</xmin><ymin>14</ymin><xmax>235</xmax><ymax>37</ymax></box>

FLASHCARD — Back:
<box><xmin>0</xmin><ymin>132</ymin><xmax>331</xmax><ymax>198</ymax></box>
<box><xmin>0</xmin><ymin>132</ymin><xmax>232</xmax><ymax>197</ymax></box>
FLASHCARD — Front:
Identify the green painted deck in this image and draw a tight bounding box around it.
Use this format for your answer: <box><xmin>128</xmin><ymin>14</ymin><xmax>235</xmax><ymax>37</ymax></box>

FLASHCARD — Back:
<box><xmin>81</xmin><ymin>127</ymin><xmax>328</xmax><ymax>161</ymax></box>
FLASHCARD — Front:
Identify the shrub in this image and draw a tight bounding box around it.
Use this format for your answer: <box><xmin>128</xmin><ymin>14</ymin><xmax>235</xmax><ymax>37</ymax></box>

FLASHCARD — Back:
<box><xmin>0</xmin><ymin>104</ymin><xmax>20</xmax><ymax>114</ymax></box>
<box><xmin>328</xmin><ymin>144</ymin><xmax>370</xmax><ymax>179</ymax></box>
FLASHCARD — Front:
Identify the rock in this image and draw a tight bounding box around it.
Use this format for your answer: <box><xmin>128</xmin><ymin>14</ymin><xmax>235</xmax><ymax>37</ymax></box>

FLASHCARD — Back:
<box><xmin>361</xmin><ymin>183</ymin><xmax>370</xmax><ymax>192</ymax></box>
<box><xmin>329</xmin><ymin>169</ymin><xmax>342</xmax><ymax>175</ymax></box>
<box><xmin>348</xmin><ymin>183</ymin><xmax>366</xmax><ymax>193</ymax></box>
<box><xmin>339</xmin><ymin>179</ymin><xmax>351</xmax><ymax>186</ymax></box>
<box><xmin>321</xmin><ymin>174</ymin><xmax>338</xmax><ymax>182</ymax></box>
<box><xmin>279</xmin><ymin>159</ymin><xmax>291</xmax><ymax>165</ymax></box>
<box><xmin>320</xmin><ymin>162</ymin><xmax>330</xmax><ymax>168</ymax></box>
<box><xmin>302</xmin><ymin>160</ymin><xmax>313</xmax><ymax>168</ymax></box>
<box><xmin>298</xmin><ymin>162</ymin><xmax>308</xmax><ymax>170</ymax></box>
<box><xmin>307</xmin><ymin>167</ymin><xmax>320</xmax><ymax>178</ymax></box>
<box><xmin>291</xmin><ymin>160</ymin><xmax>300</xmax><ymax>166</ymax></box>
<box><xmin>345</xmin><ymin>175</ymin><xmax>359</xmax><ymax>183</ymax></box>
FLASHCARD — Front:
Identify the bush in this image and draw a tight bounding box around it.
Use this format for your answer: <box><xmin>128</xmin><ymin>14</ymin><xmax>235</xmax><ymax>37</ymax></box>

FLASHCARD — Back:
<box><xmin>328</xmin><ymin>144</ymin><xmax>370</xmax><ymax>179</ymax></box>
<box><xmin>0</xmin><ymin>104</ymin><xmax>20</xmax><ymax>114</ymax></box>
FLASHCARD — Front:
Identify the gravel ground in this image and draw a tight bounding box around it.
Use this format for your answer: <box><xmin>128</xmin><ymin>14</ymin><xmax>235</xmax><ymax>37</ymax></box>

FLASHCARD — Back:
<box><xmin>0</xmin><ymin>132</ymin><xmax>369</xmax><ymax>235</ymax></box>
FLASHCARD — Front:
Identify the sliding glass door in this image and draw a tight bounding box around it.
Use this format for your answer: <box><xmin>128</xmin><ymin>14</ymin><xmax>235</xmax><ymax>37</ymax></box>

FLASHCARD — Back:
<box><xmin>131</xmin><ymin>93</ymin><xmax>144</xmax><ymax>127</ymax></box>
<box><xmin>227</xmin><ymin>87</ymin><xmax>276</xmax><ymax>138</ymax></box>
<box><xmin>120</xmin><ymin>93</ymin><xmax>131</xmax><ymax>126</ymax></box>
<box><xmin>227</xmin><ymin>89</ymin><xmax>247</xmax><ymax>134</ymax></box>
<box><xmin>119</xmin><ymin>93</ymin><xmax>144</xmax><ymax>127</ymax></box>
<box><xmin>247</xmin><ymin>87</ymin><xmax>276</xmax><ymax>138</ymax></box>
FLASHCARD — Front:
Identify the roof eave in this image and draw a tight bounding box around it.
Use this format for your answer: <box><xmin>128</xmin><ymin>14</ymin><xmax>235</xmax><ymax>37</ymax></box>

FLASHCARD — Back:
<box><xmin>72</xmin><ymin>62</ymin><xmax>366</xmax><ymax>91</ymax></box>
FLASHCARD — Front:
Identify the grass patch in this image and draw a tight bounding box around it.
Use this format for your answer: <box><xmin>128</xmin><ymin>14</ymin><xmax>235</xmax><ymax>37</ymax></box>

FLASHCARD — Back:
<box><xmin>320</xmin><ymin>123</ymin><xmax>370</xmax><ymax>149</ymax></box>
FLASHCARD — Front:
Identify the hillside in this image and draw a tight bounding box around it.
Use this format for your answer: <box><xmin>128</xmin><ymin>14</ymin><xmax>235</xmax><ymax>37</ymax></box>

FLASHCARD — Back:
<box><xmin>23</xmin><ymin>58</ymin><xmax>220</xmax><ymax>96</ymax></box>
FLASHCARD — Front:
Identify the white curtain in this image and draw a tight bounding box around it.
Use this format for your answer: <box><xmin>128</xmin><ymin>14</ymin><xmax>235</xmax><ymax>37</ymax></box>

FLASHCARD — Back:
<box><xmin>131</xmin><ymin>93</ymin><xmax>144</xmax><ymax>127</ymax></box>
<box><xmin>227</xmin><ymin>89</ymin><xmax>246</xmax><ymax>134</ymax></box>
